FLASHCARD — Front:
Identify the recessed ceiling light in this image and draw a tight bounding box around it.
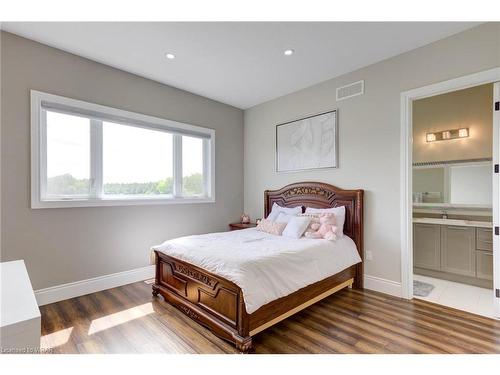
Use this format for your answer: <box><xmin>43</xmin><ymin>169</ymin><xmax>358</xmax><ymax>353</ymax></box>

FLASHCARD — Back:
<box><xmin>284</xmin><ymin>49</ymin><xmax>294</xmax><ymax>56</ymax></box>
<box><xmin>166</xmin><ymin>53</ymin><xmax>175</xmax><ymax>60</ymax></box>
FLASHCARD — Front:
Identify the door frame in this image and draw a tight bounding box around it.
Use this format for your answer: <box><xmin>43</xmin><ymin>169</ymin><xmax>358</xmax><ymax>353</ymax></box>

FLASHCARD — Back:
<box><xmin>493</xmin><ymin>81</ymin><xmax>500</xmax><ymax>316</ymax></box>
<box><xmin>400</xmin><ymin>67</ymin><xmax>500</xmax><ymax>300</ymax></box>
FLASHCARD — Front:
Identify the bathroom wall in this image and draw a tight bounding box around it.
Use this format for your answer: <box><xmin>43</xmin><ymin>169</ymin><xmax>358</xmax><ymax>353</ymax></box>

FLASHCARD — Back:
<box><xmin>413</xmin><ymin>83</ymin><xmax>493</xmax><ymax>164</ymax></box>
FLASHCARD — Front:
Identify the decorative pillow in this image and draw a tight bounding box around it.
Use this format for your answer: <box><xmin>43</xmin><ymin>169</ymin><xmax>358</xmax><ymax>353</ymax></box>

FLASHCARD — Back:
<box><xmin>305</xmin><ymin>206</ymin><xmax>346</xmax><ymax>237</ymax></box>
<box><xmin>300</xmin><ymin>213</ymin><xmax>321</xmax><ymax>234</ymax></box>
<box><xmin>299</xmin><ymin>213</ymin><xmax>321</xmax><ymax>219</ymax></box>
<box><xmin>304</xmin><ymin>213</ymin><xmax>337</xmax><ymax>241</ymax></box>
<box><xmin>275</xmin><ymin>212</ymin><xmax>295</xmax><ymax>224</ymax></box>
<box><xmin>267</xmin><ymin>203</ymin><xmax>302</xmax><ymax>222</ymax></box>
<box><xmin>282</xmin><ymin>216</ymin><xmax>312</xmax><ymax>239</ymax></box>
<box><xmin>255</xmin><ymin>218</ymin><xmax>287</xmax><ymax>236</ymax></box>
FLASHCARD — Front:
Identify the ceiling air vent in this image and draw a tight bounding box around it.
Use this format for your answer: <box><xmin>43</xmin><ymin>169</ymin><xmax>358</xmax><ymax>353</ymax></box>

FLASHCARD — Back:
<box><xmin>336</xmin><ymin>80</ymin><xmax>364</xmax><ymax>101</ymax></box>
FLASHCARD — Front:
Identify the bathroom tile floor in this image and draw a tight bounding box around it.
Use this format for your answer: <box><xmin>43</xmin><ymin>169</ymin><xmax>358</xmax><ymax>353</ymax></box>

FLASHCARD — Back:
<box><xmin>413</xmin><ymin>274</ymin><xmax>498</xmax><ymax>319</ymax></box>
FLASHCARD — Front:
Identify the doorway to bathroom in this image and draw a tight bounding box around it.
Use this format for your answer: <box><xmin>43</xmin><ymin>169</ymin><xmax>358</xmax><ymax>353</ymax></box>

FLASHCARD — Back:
<box><xmin>400</xmin><ymin>68</ymin><xmax>500</xmax><ymax>318</ymax></box>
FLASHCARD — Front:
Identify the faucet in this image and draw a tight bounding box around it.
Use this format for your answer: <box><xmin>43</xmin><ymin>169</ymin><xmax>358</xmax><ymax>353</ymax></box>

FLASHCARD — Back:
<box><xmin>442</xmin><ymin>210</ymin><xmax>448</xmax><ymax>219</ymax></box>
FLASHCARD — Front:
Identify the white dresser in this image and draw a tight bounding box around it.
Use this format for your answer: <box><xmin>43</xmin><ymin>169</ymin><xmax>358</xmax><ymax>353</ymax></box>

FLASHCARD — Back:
<box><xmin>0</xmin><ymin>260</ymin><xmax>41</xmax><ymax>353</ymax></box>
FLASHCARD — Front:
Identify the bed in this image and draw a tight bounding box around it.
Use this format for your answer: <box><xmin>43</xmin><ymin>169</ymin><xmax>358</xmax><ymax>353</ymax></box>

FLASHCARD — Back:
<box><xmin>152</xmin><ymin>181</ymin><xmax>364</xmax><ymax>352</ymax></box>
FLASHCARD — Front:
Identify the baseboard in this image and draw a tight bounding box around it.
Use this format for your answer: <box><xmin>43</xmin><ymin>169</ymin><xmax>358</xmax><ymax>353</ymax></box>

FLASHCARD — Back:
<box><xmin>34</xmin><ymin>265</ymin><xmax>155</xmax><ymax>306</ymax></box>
<box><xmin>364</xmin><ymin>275</ymin><xmax>402</xmax><ymax>297</ymax></box>
<box><xmin>34</xmin><ymin>267</ymin><xmax>401</xmax><ymax>306</ymax></box>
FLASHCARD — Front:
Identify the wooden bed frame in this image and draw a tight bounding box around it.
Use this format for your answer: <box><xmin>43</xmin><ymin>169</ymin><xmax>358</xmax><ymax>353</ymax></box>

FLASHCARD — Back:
<box><xmin>152</xmin><ymin>181</ymin><xmax>363</xmax><ymax>352</ymax></box>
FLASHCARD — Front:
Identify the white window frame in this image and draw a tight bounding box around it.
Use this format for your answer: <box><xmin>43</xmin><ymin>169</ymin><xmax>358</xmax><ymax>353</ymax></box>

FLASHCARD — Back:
<box><xmin>31</xmin><ymin>90</ymin><xmax>215</xmax><ymax>209</ymax></box>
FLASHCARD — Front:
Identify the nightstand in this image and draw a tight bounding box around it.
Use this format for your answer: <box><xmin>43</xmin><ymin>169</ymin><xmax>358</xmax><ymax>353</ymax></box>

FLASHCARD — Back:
<box><xmin>229</xmin><ymin>222</ymin><xmax>257</xmax><ymax>231</ymax></box>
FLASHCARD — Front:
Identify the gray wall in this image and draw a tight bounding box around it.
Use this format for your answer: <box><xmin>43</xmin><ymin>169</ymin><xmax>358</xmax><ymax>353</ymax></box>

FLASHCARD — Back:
<box><xmin>0</xmin><ymin>32</ymin><xmax>244</xmax><ymax>290</ymax></box>
<box><xmin>244</xmin><ymin>23</ymin><xmax>500</xmax><ymax>284</ymax></box>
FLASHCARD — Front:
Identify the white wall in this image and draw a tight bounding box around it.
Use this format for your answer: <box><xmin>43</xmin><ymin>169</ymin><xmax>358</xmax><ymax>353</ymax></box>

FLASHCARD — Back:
<box><xmin>244</xmin><ymin>23</ymin><xmax>500</xmax><ymax>287</ymax></box>
<box><xmin>1</xmin><ymin>32</ymin><xmax>244</xmax><ymax>290</ymax></box>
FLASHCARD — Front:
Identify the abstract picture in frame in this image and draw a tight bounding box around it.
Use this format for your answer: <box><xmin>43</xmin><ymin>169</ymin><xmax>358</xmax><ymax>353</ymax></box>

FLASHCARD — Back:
<box><xmin>275</xmin><ymin>110</ymin><xmax>338</xmax><ymax>173</ymax></box>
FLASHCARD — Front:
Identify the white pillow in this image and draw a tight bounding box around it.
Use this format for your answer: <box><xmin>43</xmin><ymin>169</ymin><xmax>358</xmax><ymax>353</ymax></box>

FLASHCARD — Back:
<box><xmin>282</xmin><ymin>216</ymin><xmax>312</xmax><ymax>239</ymax></box>
<box><xmin>305</xmin><ymin>206</ymin><xmax>346</xmax><ymax>237</ymax></box>
<box><xmin>267</xmin><ymin>203</ymin><xmax>302</xmax><ymax>222</ymax></box>
<box><xmin>275</xmin><ymin>212</ymin><xmax>295</xmax><ymax>224</ymax></box>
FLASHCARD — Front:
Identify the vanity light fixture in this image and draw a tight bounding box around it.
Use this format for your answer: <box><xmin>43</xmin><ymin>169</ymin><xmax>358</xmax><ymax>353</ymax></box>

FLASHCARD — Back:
<box><xmin>426</xmin><ymin>128</ymin><xmax>469</xmax><ymax>142</ymax></box>
<box><xmin>458</xmin><ymin>128</ymin><xmax>469</xmax><ymax>138</ymax></box>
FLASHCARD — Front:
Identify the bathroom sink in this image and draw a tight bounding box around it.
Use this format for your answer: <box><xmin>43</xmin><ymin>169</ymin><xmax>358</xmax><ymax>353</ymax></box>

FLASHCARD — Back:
<box><xmin>413</xmin><ymin>217</ymin><xmax>492</xmax><ymax>228</ymax></box>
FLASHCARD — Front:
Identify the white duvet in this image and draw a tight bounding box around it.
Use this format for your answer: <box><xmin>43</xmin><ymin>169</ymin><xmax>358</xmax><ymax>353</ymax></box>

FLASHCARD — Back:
<box><xmin>152</xmin><ymin>228</ymin><xmax>361</xmax><ymax>314</ymax></box>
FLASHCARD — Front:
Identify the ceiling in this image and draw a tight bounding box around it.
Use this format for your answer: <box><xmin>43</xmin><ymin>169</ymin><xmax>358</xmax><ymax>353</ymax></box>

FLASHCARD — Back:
<box><xmin>2</xmin><ymin>22</ymin><xmax>480</xmax><ymax>109</ymax></box>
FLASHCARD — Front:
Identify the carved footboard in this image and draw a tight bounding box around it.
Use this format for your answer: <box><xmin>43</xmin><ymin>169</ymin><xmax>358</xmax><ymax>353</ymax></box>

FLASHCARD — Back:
<box><xmin>153</xmin><ymin>250</ymin><xmax>357</xmax><ymax>352</ymax></box>
<box><xmin>152</xmin><ymin>251</ymin><xmax>252</xmax><ymax>351</ymax></box>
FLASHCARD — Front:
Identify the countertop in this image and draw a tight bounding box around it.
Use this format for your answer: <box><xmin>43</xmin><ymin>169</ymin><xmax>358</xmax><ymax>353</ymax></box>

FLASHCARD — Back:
<box><xmin>413</xmin><ymin>217</ymin><xmax>492</xmax><ymax>228</ymax></box>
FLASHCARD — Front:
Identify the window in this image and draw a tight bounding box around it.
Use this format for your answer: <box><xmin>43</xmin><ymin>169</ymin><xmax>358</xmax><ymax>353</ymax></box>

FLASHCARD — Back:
<box><xmin>182</xmin><ymin>136</ymin><xmax>205</xmax><ymax>196</ymax></box>
<box><xmin>31</xmin><ymin>91</ymin><xmax>215</xmax><ymax>208</ymax></box>
<box><xmin>102</xmin><ymin>122</ymin><xmax>174</xmax><ymax>197</ymax></box>
<box><xmin>46</xmin><ymin>111</ymin><xmax>91</xmax><ymax>197</ymax></box>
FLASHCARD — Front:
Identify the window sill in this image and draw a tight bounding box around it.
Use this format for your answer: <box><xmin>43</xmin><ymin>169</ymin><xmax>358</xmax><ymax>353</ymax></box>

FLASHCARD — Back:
<box><xmin>31</xmin><ymin>196</ymin><xmax>215</xmax><ymax>209</ymax></box>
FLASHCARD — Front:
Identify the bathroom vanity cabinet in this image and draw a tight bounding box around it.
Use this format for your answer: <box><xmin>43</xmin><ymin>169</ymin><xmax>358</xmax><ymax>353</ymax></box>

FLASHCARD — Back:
<box><xmin>413</xmin><ymin>223</ymin><xmax>441</xmax><ymax>271</ymax></box>
<box><xmin>413</xmin><ymin>222</ymin><xmax>493</xmax><ymax>288</ymax></box>
<box><xmin>441</xmin><ymin>226</ymin><xmax>476</xmax><ymax>277</ymax></box>
<box><xmin>476</xmin><ymin>228</ymin><xmax>493</xmax><ymax>281</ymax></box>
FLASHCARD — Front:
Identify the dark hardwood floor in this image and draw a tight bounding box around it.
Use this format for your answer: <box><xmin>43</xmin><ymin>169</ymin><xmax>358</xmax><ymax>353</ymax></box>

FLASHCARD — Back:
<box><xmin>39</xmin><ymin>281</ymin><xmax>500</xmax><ymax>354</ymax></box>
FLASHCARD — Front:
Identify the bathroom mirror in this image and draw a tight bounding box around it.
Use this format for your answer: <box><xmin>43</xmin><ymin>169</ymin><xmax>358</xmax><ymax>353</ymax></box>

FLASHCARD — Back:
<box><xmin>413</xmin><ymin>161</ymin><xmax>492</xmax><ymax>207</ymax></box>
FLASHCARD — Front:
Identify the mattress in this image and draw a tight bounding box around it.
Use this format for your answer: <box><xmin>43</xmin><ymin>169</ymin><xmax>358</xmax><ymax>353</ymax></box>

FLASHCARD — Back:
<box><xmin>152</xmin><ymin>228</ymin><xmax>361</xmax><ymax>314</ymax></box>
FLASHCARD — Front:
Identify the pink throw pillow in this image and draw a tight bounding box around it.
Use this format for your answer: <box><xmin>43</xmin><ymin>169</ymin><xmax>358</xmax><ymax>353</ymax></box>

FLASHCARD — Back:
<box><xmin>256</xmin><ymin>218</ymin><xmax>286</xmax><ymax>236</ymax></box>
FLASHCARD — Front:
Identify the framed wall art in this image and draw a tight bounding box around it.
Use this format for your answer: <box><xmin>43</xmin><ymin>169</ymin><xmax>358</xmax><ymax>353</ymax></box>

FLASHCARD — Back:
<box><xmin>275</xmin><ymin>110</ymin><xmax>338</xmax><ymax>173</ymax></box>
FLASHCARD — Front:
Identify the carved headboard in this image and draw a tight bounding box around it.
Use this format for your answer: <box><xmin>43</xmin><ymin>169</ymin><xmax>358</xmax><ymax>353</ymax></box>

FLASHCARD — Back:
<box><xmin>264</xmin><ymin>182</ymin><xmax>364</xmax><ymax>286</ymax></box>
